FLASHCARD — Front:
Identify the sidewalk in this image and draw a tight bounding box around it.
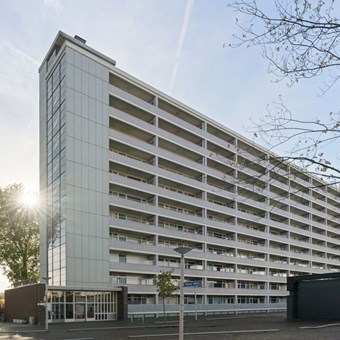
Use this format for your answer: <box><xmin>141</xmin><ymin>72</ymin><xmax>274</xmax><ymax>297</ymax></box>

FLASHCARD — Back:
<box><xmin>1</xmin><ymin>313</ymin><xmax>340</xmax><ymax>340</ymax></box>
<box><xmin>0</xmin><ymin>321</ymin><xmax>46</xmax><ymax>333</ymax></box>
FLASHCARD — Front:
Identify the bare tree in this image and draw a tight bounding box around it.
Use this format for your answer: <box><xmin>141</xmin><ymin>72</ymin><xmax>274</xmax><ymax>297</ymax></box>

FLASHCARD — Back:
<box><xmin>228</xmin><ymin>0</ymin><xmax>340</xmax><ymax>185</ymax></box>
<box><xmin>229</xmin><ymin>0</ymin><xmax>340</xmax><ymax>86</ymax></box>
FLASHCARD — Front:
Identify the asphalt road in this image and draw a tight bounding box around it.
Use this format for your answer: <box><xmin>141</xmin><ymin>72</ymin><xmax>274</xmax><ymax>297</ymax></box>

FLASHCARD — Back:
<box><xmin>1</xmin><ymin>313</ymin><xmax>340</xmax><ymax>339</ymax></box>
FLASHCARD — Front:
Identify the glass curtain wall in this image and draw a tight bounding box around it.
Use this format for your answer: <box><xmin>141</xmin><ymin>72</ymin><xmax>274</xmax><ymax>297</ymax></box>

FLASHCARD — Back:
<box><xmin>46</xmin><ymin>54</ymin><xmax>66</xmax><ymax>286</ymax></box>
<box><xmin>48</xmin><ymin>291</ymin><xmax>117</xmax><ymax>322</ymax></box>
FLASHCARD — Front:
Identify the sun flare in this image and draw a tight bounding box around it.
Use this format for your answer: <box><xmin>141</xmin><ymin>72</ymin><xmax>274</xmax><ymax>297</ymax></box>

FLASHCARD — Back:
<box><xmin>20</xmin><ymin>191</ymin><xmax>38</xmax><ymax>208</ymax></box>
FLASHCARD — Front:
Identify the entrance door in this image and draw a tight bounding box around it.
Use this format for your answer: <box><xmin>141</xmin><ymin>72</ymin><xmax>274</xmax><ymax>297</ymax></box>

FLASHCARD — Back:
<box><xmin>86</xmin><ymin>293</ymin><xmax>95</xmax><ymax>321</ymax></box>
<box><xmin>75</xmin><ymin>303</ymin><xmax>86</xmax><ymax>320</ymax></box>
<box><xmin>74</xmin><ymin>292</ymin><xmax>86</xmax><ymax>321</ymax></box>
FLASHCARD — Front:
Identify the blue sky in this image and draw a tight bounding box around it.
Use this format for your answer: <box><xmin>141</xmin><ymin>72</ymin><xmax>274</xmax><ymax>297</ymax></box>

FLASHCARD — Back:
<box><xmin>1</xmin><ymin>0</ymin><xmax>339</xmax><ymax>290</ymax></box>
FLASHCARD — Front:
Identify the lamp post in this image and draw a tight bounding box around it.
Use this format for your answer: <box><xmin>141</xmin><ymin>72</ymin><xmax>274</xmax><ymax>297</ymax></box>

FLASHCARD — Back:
<box><xmin>42</xmin><ymin>276</ymin><xmax>50</xmax><ymax>331</ymax></box>
<box><xmin>174</xmin><ymin>247</ymin><xmax>191</xmax><ymax>340</ymax></box>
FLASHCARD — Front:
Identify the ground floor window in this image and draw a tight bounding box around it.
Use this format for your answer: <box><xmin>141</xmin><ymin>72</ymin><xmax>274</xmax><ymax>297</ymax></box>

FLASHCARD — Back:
<box><xmin>128</xmin><ymin>295</ymin><xmax>153</xmax><ymax>304</ymax></box>
<box><xmin>270</xmin><ymin>296</ymin><xmax>286</xmax><ymax>304</ymax></box>
<box><xmin>207</xmin><ymin>296</ymin><xmax>234</xmax><ymax>304</ymax></box>
<box><xmin>237</xmin><ymin>296</ymin><xmax>265</xmax><ymax>304</ymax></box>
<box><xmin>48</xmin><ymin>290</ymin><xmax>117</xmax><ymax>322</ymax></box>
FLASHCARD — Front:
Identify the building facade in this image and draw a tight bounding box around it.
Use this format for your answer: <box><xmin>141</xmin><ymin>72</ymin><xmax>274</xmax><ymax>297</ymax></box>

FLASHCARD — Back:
<box><xmin>39</xmin><ymin>31</ymin><xmax>340</xmax><ymax>320</ymax></box>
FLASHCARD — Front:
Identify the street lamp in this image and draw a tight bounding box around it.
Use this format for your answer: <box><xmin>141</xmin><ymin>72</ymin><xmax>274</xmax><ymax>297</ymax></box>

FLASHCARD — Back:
<box><xmin>174</xmin><ymin>247</ymin><xmax>191</xmax><ymax>340</ymax></box>
<box><xmin>42</xmin><ymin>276</ymin><xmax>50</xmax><ymax>331</ymax></box>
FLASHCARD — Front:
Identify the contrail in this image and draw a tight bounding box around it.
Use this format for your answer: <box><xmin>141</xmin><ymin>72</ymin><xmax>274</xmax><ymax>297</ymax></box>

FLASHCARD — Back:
<box><xmin>2</xmin><ymin>41</ymin><xmax>40</xmax><ymax>67</ymax></box>
<box><xmin>169</xmin><ymin>0</ymin><xmax>194</xmax><ymax>94</ymax></box>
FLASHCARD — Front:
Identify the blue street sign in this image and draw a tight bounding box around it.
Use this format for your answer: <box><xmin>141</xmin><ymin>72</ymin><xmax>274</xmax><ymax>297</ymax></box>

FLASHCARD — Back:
<box><xmin>184</xmin><ymin>280</ymin><xmax>202</xmax><ymax>287</ymax></box>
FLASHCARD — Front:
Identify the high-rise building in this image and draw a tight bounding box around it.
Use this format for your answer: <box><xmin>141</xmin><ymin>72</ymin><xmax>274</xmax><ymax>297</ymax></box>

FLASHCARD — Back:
<box><xmin>39</xmin><ymin>31</ymin><xmax>340</xmax><ymax>322</ymax></box>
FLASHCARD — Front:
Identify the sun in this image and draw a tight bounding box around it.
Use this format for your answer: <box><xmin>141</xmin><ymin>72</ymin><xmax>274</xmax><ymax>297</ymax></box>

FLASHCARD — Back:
<box><xmin>20</xmin><ymin>191</ymin><xmax>39</xmax><ymax>208</ymax></box>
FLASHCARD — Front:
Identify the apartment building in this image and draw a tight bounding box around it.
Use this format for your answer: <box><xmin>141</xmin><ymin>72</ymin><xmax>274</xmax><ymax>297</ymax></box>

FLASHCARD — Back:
<box><xmin>39</xmin><ymin>31</ymin><xmax>340</xmax><ymax>322</ymax></box>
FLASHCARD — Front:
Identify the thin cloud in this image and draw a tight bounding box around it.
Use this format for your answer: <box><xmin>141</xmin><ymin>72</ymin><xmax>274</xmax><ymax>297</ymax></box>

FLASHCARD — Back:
<box><xmin>169</xmin><ymin>0</ymin><xmax>194</xmax><ymax>94</ymax></box>
<box><xmin>43</xmin><ymin>0</ymin><xmax>63</xmax><ymax>14</ymax></box>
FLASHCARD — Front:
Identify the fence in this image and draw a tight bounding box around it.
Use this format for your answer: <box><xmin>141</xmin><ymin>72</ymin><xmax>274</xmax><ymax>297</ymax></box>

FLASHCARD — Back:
<box><xmin>128</xmin><ymin>303</ymin><xmax>286</xmax><ymax>321</ymax></box>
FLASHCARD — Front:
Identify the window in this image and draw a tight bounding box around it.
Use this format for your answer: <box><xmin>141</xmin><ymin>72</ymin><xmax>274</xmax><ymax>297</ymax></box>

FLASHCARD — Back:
<box><xmin>237</xmin><ymin>296</ymin><xmax>265</xmax><ymax>304</ymax></box>
<box><xmin>128</xmin><ymin>295</ymin><xmax>148</xmax><ymax>305</ymax></box>
<box><xmin>270</xmin><ymin>297</ymin><xmax>280</xmax><ymax>303</ymax></box>
<box><xmin>119</xmin><ymin>254</ymin><xmax>126</xmax><ymax>263</ymax></box>
<box><xmin>118</xmin><ymin>276</ymin><xmax>126</xmax><ymax>284</ymax></box>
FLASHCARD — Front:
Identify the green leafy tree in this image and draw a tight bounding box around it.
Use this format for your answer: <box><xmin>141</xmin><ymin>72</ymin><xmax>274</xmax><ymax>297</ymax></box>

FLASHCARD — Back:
<box><xmin>155</xmin><ymin>270</ymin><xmax>177</xmax><ymax>319</ymax></box>
<box><xmin>0</xmin><ymin>291</ymin><xmax>4</xmax><ymax>321</ymax></box>
<box><xmin>0</xmin><ymin>291</ymin><xmax>4</xmax><ymax>305</ymax></box>
<box><xmin>0</xmin><ymin>184</ymin><xmax>39</xmax><ymax>284</ymax></box>
<box><xmin>229</xmin><ymin>0</ymin><xmax>340</xmax><ymax>185</ymax></box>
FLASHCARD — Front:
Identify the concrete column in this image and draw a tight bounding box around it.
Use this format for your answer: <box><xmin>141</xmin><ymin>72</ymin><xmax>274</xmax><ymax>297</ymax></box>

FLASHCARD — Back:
<box><xmin>117</xmin><ymin>287</ymin><xmax>128</xmax><ymax>320</ymax></box>
<box><xmin>152</xmin><ymin>96</ymin><xmax>158</xmax><ymax>107</ymax></box>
